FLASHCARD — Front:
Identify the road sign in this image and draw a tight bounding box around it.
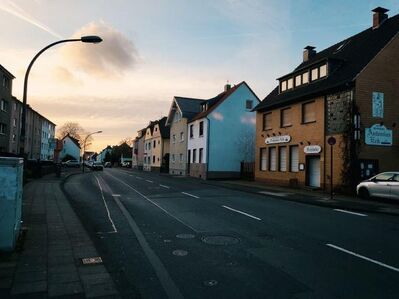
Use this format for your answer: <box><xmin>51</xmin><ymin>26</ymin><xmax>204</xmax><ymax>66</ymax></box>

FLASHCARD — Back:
<box><xmin>327</xmin><ymin>136</ymin><xmax>336</xmax><ymax>146</ymax></box>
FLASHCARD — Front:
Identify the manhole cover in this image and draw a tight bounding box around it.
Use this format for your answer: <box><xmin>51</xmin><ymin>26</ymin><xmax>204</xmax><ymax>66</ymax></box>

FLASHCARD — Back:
<box><xmin>81</xmin><ymin>257</ymin><xmax>103</xmax><ymax>265</ymax></box>
<box><xmin>201</xmin><ymin>236</ymin><xmax>239</xmax><ymax>245</ymax></box>
<box><xmin>203</xmin><ymin>280</ymin><xmax>218</xmax><ymax>287</ymax></box>
<box><xmin>176</xmin><ymin>234</ymin><xmax>195</xmax><ymax>239</ymax></box>
<box><xmin>172</xmin><ymin>250</ymin><xmax>188</xmax><ymax>256</ymax></box>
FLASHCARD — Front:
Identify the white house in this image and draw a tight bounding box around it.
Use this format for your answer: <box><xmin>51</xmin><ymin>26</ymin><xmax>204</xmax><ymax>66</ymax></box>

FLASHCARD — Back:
<box><xmin>40</xmin><ymin>118</ymin><xmax>55</xmax><ymax>160</ymax></box>
<box><xmin>59</xmin><ymin>134</ymin><xmax>81</xmax><ymax>161</ymax></box>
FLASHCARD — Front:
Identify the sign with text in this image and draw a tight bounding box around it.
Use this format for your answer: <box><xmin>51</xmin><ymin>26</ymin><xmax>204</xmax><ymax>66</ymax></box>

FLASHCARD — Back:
<box><xmin>304</xmin><ymin>145</ymin><xmax>322</xmax><ymax>154</ymax></box>
<box><xmin>365</xmin><ymin>124</ymin><xmax>392</xmax><ymax>146</ymax></box>
<box><xmin>372</xmin><ymin>92</ymin><xmax>384</xmax><ymax>118</ymax></box>
<box><xmin>265</xmin><ymin>135</ymin><xmax>291</xmax><ymax>145</ymax></box>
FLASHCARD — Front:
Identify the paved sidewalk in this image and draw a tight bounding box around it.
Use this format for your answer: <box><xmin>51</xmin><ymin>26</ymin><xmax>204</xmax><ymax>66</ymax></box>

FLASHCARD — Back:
<box><xmin>0</xmin><ymin>171</ymin><xmax>119</xmax><ymax>298</ymax></box>
<box><xmin>202</xmin><ymin>179</ymin><xmax>399</xmax><ymax>216</ymax></box>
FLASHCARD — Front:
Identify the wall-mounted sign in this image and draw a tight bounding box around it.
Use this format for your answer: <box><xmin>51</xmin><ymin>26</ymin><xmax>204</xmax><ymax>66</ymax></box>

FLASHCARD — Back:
<box><xmin>265</xmin><ymin>135</ymin><xmax>291</xmax><ymax>145</ymax></box>
<box><xmin>365</xmin><ymin>124</ymin><xmax>392</xmax><ymax>146</ymax></box>
<box><xmin>299</xmin><ymin>163</ymin><xmax>305</xmax><ymax>171</ymax></box>
<box><xmin>372</xmin><ymin>92</ymin><xmax>384</xmax><ymax>118</ymax></box>
<box><xmin>304</xmin><ymin>145</ymin><xmax>322</xmax><ymax>154</ymax></box>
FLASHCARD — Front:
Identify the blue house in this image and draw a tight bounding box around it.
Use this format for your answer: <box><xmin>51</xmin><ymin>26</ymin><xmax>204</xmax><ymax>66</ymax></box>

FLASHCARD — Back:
<box><xmin>187</xmin><ymin>82</ymin><xmax>260</xmax><ymax>179</ymax></box>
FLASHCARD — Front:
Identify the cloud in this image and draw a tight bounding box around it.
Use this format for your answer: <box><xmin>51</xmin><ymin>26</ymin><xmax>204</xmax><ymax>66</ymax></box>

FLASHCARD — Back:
<box><xmin>52</xmin><ymin>66</ymin><xmax>82</xmax><ymax>86</ymax></box>
<box><xmin>60</xmin><ymin>21</ymin><xmax>138</xmax><ymax>78</ymax></box>
<box><xmin>0</xmin><ymin>0</ymin><xmax>62</xmax><ymax>38</ymax></box>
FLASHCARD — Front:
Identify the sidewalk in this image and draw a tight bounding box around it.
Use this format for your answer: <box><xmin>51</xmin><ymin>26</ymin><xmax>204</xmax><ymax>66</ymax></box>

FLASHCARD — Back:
<box><xmin>0</xmin><ymin>170</ymin><xmax>119</xmax><ymax>298</ymax></box>
<box><xmin>202</xmin><ymin>179</ymin><xmax>399</xmax><ymax>216</ymax></box>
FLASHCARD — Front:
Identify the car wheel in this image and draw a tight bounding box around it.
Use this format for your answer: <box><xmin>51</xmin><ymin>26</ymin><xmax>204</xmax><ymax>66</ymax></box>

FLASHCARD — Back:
<box><xmin>358</xmin><ymin>187</ymin><xmax>370</xmax><ymax>199</ymax></box>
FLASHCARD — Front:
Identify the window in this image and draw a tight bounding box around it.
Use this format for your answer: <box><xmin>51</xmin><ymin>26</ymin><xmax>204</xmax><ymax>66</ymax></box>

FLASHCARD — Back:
<box><xmin>319</xmin><ymin>64</ymin><xmax>327</xmax><ymax>77</ymax></box>
<box><xmin>302</xmin><ymin>101</ymin><xmax>316</xmax><ymax>123</ymax></box>
<box><xmin>199</xmin><ymin>148</ymin><xmax>203</xmax><ymax>163</ymax></box>
<box><xmin>153</xmin><ymin>156</ymin><xmax>155</xmax><ymax>163</ymax></box>
<box><xmin>263</xmin><ymin>113</ymin><xmax>272</xmax><ymax>130</ymax></box>
<box><xmin>295</xmin><ymin>75</ymin><xmax>301</xmax><ymax>87</ymax></box>
<box><xmin>187</xmin><ymin>150</ymin><xmax>191</xmax><ymax>163</ymax></box>
<box><xmin>12</xmin><ymin>134</ymin><xmax>16</xmax><ymax>142</ymax></box>
<box><xmin>281</xmin><ymin>108</ymin><xmax>292</xmax><ymax>127</ymax></box>
<box><xmin>199</xmin><ymin>121</ymin><xmax>204</xmax><ymax>136</ymax></box>
<box><xmin>1</xmin><ymin>99</ymin><xmax>7</xmax><ymax>112</ymax></box>
<box><xmin>190</xmin><ymin>124</ymin><xmax>194</xmax><ymax>138</ymax></box>
<box><xmin>280</xmin><ymin>81</ymin><xmax>287</xmax><ymax>92</ymax></box>
<box><xmin>193</xmin><ymin>149</ymin><xmax>197</xmax><ymax>163</ymax></box>
<box><xmin>180</xmin><ymin>153</ymin><xmax>183</xmax><ymax>162</ymax></box>
<box><xmin>153</xmin><ymin>140</ymin><xmax>156</xmax><ymax>148</ymax></box>
<box><xmin>13</xmin><ymin>118</ymin><xmax>17</xmax><ymax>127</ymax></box>
<box><xmin>172</xmin><ymin>154</ymin><xmax>175</xmax><ymax>163</ymax></box>
<box><xmin>158</xmin><ymin>140</ymin><xmax>160</xmax><ymax>144</ymax></box>
<box><xmin>246</xmin><ymin>100</ymin><xmax>253</xmax><ymax>110</ymax></box>
<box><xmin>13</xmin><ymin>102</ymin><xmax>16</xmax><ymax>111</ymax></box>
<box><xmin>311</xmin><ymin>68</ymin><xmax>319</xmax><ymax>81</ymax></box>
<box><xmin>269</xmin><ymin>147</ymin><xmax>277</xmax><ymax>171</ymax></box>
<box><xmin>201</xmin><ymin>103</ymin><xmax>207</xmax><ymax>112</ymax></box>
<box><xmin>279</xmin><ymin>147</ymin><xmax>287</xmax><ymax>172</ymax></box>
<box><xmin>0</xmin><ymin>123</ymin><xmax>6</xmax><ymax>134</ymax></box>
<box><xmin>287</xmin><ymin>78</ymin><xmax>293</xmax><ymax>90</ymax></box>
<box><xmin>290</xmin><ymin>145</ymin><xmax>299</xmax><ymax>172</ymax></box>
<box><xmin>180</xmin><ymin>132</ymin><xmax>184</xmax><ymax>141</ymax></box>
<box><xmin>172</xmin><ymin>134</ymin><xmax>176</xmax><ymax>143</ymax></box>
<box><xmin>374</xmin><ymin>173</ymin><xmax>394</xmax><ymax>181</ymax></box>
<box><xmin>302</xmin><ymin>72</ymin><xmax>309</xmax><ymax>84</ymax></box>
<box><xmin>260</xmin><ymin>148</ymin><xmax>267</xmax><ymax>171</ymax></box>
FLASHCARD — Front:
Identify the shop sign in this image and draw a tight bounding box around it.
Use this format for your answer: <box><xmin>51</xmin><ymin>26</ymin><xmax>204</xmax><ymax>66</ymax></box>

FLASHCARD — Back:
<box><xmin>365</xmin><ymin>124</ymin><xmax>392</xmax><ymax>146</ymax></box>
<box><xmin>304</xmin><ymin>145</ymin><xmax>322</xmax><ymax>154</ymax></box>
<box><xmin>265</xmin><ymin>135</ymin><xmax>291</xmax><ymax>145</ymax></box>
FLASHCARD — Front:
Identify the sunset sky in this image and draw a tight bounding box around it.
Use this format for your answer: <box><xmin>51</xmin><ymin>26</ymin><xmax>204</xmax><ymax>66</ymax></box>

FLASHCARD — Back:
<box><xmin>1</xmin><ymin>0</ymin><xmax>398</xmax><ymax>152</ymax></box>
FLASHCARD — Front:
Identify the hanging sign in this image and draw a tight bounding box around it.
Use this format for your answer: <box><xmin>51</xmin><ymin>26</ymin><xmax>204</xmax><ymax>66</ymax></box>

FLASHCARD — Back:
<box><xmin>365</xmin><ymin>124</ymin><xmax>392</xmax><ymax>146</ymax></box>
<box><xmin>304</xmin><ymin>145</ymin><xmax>322</xmax><ymax>154</ymax></box>
<box><xmin>265</xmin><ymin>135</ymin><xmax>291</xmax><ymax>145</ymax></box>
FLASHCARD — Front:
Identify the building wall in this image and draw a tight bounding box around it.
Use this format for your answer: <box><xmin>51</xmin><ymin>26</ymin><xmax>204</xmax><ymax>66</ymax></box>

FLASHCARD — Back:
<box><xmin>40</xmin><ymin>119</ymin><xmax>55</xmax><ymax>160</ymax></box>
<box><xmin>169</xmin><ymin>118</ymin><xmax>188</xmax><ymax>175</ymax></box>
<box><xmin>0</xmin><ymin>69</ymin><xmax>13</xmax><ymax>153</ymax></box>
<box><xmin>355</xmin><ymin>32</ymin><xmax>399</xmax><ymax>175</ymax></box>
<box><xmin>8</xmin><ymin>97</ymin><xmax>22</xmax><ymax>154</ymax></box>
<box><xmin>187</xmin><ymin>117</ymin><xmax>208</xmax><ymax>178</ymax></box>
<box><xmin>208</xmin><ymin>84</ymin><xmax>258</xmax><ymax>175</ymax></box>
<box><xmin>143</xmin><ymin>127</ymin><xmax>153</xmax><ymax>171</ymax></box>
<box><xmin>59</xmin><ymin>137</ymin><xmax>80</xmax><ymax>161</ymax></box>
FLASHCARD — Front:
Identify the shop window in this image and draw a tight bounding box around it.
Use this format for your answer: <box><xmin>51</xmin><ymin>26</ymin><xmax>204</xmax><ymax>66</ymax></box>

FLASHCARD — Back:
<box><xmin>269</xmin><ymin>147</ymin><xmax>277</xmax><ymax>171</ymax></box>
<box><xmin>290</xmin><ymin>145</ymin><xmax>299</xmax><ymax>172</ymax></box>
<box><xmin>279</xmin><ymin>147</ymin><xmax>287</xmax><ymax>172</ymax></box>
<box><xmin>260</xmin><ymin>148</ymin><xmax>267</xmax><ymax>171</ymax></box>
<box><xmin>263</xmin><ymin>113</ymin><xmax>272</xmax><ymax>130</ymax></box>
<box><xmin>302</xmin><ymin>101</ymin><xmax>316</xmax><ymax>123</ymax></box>
<box><xmin>281</xmin><ymin>108</ymin><xmax>292</xmax><ymax>127</ymax></box>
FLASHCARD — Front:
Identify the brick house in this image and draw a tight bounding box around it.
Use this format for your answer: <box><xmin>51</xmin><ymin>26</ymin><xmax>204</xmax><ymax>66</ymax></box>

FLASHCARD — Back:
<box><xmin>254</xmin><ymin>7</ymin><xmax>399</xmax><ymax>192</ymax></box>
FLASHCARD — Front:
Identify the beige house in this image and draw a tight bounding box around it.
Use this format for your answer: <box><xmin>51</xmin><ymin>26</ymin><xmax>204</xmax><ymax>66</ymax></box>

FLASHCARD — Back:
<box><xmin>166</xmin><ymin>96</ymin><xmax>204</xmax><ymax>175</ymax></box>
<box><xmin>143</xmin><ymin>121</ymin><xmax>155</xmax><ymax>171</ymax></box>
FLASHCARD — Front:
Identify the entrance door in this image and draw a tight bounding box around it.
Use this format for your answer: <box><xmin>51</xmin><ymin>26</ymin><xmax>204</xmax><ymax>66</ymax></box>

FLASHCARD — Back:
<box><xmin>307</xmin><ymin>156</ymin><xmax>320</xmax><ymax>188</ymax></box>
<box><xmin>187</xmin><ymin>150</ymin><xmax>191</xmax><ymax>174</ymax></box>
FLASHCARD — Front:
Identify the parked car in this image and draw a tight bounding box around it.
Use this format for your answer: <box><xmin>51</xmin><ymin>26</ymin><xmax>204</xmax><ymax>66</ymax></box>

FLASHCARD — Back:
<box><xmin>104</xmin><ymin>162</ymin><xmax>112</xmax><ymax>168</ymax></box>
<box><xmin>91</xmin><ymin>161</ymin><xmax>104</xmax><ymax>171</ymax></box>
<box><xmin>356</xmin><ymin>172</ymin><xmax>399</xmax><ymax>200</ymax></box>
<box><xmin>64</xmin><ymin>160</ymin><xmax>80</xmax><ymax>168</ymax></box>
<box><xmin>121</xmin><ymin>161</ymin><xmax>131</xmax><ymax>167</ymax></box>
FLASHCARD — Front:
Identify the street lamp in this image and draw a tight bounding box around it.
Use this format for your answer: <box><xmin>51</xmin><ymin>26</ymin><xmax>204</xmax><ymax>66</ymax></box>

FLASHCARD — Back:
<box><xmin>82</xmin><ymin>130</ymin><xmax>102</xmax><ymax>173</ymax></box>
<box><xmin>19</xmin><ymin>35</ymin><xmax>103</xmax><ymax>156</ymax></box>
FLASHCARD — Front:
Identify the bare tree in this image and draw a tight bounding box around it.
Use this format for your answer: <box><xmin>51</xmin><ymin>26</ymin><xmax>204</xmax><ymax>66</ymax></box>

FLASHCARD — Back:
<box><xmin>119</xmin><ymin>137</ymin><xmax>134</xmax><ymax>147</ymax></box>
<box><xmin>56</xmin><ymin>122</ymin><xmax>92</xmax><ymax>147</ymax></box>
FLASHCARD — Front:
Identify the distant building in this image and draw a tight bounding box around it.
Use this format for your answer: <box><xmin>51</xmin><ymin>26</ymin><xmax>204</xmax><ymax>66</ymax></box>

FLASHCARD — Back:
<box><xmin>97</xmin><ymin>146</ymin><xmax>112</xmax><ymax>162</ymax></box>
<box><xmin>8</xmin><ymin>96</ymin><xmax>22</xmax><ymax>155</ymax></box>
<box><xmin>40</xmin><ymin>117</ymin><xmax>56</xmax><ymax>160</ymax></box>
<box><xmin>59</xmin><ymin>134</ymin><xmax>81</xmax><ymax>161</ymax></box>
<box><xmin>0</xmin><ymin>64</ymin><xmax>14</xmax><ymax>153</ymax></box>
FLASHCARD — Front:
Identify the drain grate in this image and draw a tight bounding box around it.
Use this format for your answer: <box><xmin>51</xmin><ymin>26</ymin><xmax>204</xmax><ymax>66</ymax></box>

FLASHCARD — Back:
<box><xmin>201</xmin><ymin>236</ymin><xmax>239</xmax><ymax>245</ymax></box>
<box><xmin>81</xmin><ymin>257</ymin><xmax>103</xmax><ymax>265</ymax></box>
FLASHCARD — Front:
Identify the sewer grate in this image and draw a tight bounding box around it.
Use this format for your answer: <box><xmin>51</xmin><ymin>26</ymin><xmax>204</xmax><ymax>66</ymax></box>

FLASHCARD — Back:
<box><xmin>81</xmin><ymin>257</ymin><xmax>103</xmax><ymax>265</ymax></box>
<box><xmin>201</xmin><ymin>236</ymin><xmax>239</xmax><ymax>245</ymax></box>
<box><xmin>176</xmin><ymin>234</ymin><xmax>195</xmax><ymax>239</ymax></box>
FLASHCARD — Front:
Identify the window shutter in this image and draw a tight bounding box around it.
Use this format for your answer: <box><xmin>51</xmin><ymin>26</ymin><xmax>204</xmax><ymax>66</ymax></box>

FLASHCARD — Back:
<box><xmin>269</xmin><ymin>147</ymin><xmax>277</xmax><ymax>171</ymax></box>
<box><xmin>290</xmin><ymin>146</ymin><xmax>299</xmax><ymax>172</ymax></box>
<box><xmin>279</xmin><ymin>147</ymin><xmax>287</xmax><ymax>171</ymax></box>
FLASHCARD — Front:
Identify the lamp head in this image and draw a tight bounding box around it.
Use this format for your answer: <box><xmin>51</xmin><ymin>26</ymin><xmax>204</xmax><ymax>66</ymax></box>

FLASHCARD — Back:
<box><xmin>81</xmin><ymin>36</ymin><xmax>103</xmax><ymax>43</ymax></box>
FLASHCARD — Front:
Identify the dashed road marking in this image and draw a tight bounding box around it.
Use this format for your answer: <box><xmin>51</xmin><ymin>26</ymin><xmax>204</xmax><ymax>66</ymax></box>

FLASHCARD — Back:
<box><xmin>112</xmin><ymin>194</ymin><xmax>121</xmax><ymax>197</ymax></box>
<box><xmin>136</xmin><ymin>176</ymin><xmax>143</xmax><ymax>180</ymax></box>
<box><xmin>160</xmin><ymin>184</ymin><xmax>170</xmax><ymax>189</ymax></box>
<box><xmin>146</xmin><ymin>180</ymin><xmax>154</xmax><ymax>183</ymax></box>
<box><xmin>326</xmin><ymin>243</ymin><xmax>399</xmax><ymax>273</ymax></box>
<box><xmin>94</xmin><ymin>176</ymin><xmax>118</xmax><ymax>233</ymax></box>
<box><xmin>222</xmin><ymin>205</ymin><xmax>261</xmax><ymax>221</ymax></box>
<box><xmin>181</xmin><ymin>192</ymin><xmax>199</xmax><ymax>199</ymax></box>
<box><xmin>258</xmin><ymin>191</ymin><xmax>292</xmax><ymax>197</ymax></box>
<box><xmin>334</xmin><ymin>209</ymin><xmax>367</xmax><ymax>217</ymax></box>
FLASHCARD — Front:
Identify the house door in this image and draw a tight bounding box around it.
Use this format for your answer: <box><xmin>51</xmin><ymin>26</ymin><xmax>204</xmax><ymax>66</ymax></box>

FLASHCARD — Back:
<box><xmin>306</xmin><ymin>156</ymin><xmax>320</xmax><ymax>188</ymax></box>
<box><xmin>187</xmin><ymin>150</ymin><xmax>191</xmax><ymax>173</ymax></box>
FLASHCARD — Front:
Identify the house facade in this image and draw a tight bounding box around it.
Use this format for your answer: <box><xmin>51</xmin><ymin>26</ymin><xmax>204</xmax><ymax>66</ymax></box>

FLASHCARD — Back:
<box><xmin>40</xmin><ymin>116</ymin><xmax>55</xmax><ymax>160</ymax></box>
<box><xmin>143</xmin><ymin>122</ymin><xmax>155</xmax><ymax>171</ymax></box>
<box><xmin>187</xmin><ymin>82</ymin><xmax>260</xmax><ymax>179</ymax></box>
<box><xmin>59</xmin><ymin>135</ymin><xmax>81</xmax><ymax>161</ymax></box>
<box><xmin>8</xmin><ymin>96</ymin><xmax>22</xmax><ymax>154</ymax></box>
<box><xmin>132</xmin><ymin>128</ymin><xmax>145</xmax><ymax>170</ymax></box>
<box><xmin>0</xmin><ymin>64</ymin><xmax>14</xmax><ymax>153</ymax></box>
<box><xmin>166</xmin><ymin>96</ymin><xmax>204</xmax><ymax>175</ymax></box>
<box><xmin>254</xmin><ymin>7</ymin><xmax>399</xmax><ymax>192</ymax></box>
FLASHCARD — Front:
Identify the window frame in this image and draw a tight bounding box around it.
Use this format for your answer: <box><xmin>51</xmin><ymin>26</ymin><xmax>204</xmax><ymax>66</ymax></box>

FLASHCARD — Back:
<box><xmin>302</xmin><ymin>101</ymin><xmax>316</xmax><ymax>124</ymax></box>
<box><xmin>289</xmin><ymin>145</ymin><xmax>299</xmax><ymax>172</ymax></box>
<box><xmin>259</xmin><ymin>148</ymin><xmax>267</xmax><ymax>171</ymax></box>
<box><xmin>263</xmin><ymin>112</ymin><xmax>272</xmax><ymax>131</ymax></box>
<box><xmin>280</xmin><ymin>107</ymin><xmax>292</xmax><ymax>127</ymax></box>
<box><xmin>268</xmin><ymin>147</ymin><xmax>277</xmax><ymax>172</ymax></box>
<box><xmin>279</xmin><ymin>146</ymin><xmax>287</xmax><ymax>172</ymax></box>
<box><xmin>199</xmin><ymin>121</ymin><xmax>204</xmax><ymax>137</ymax></box>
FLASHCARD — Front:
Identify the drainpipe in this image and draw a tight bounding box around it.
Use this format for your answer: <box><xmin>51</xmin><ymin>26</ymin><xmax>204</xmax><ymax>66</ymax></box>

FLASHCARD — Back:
<box><xmin>206</xmin><ymin>117</ymin><xmax>210</xmax><ymax>179</ymax></box>
<box><xmin>323</xmin><ymin>95</ymin><xmax>327</xmax><ymax>191</ymax></box>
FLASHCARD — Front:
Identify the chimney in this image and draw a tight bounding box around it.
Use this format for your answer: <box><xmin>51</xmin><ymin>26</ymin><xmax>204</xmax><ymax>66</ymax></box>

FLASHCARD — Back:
<box><xmin>224</xmin><ymin>83</ymin><xmax>231</xmax><ymax>92</ymax></box>
<box><xmin>303</xmin><ymin>46</ymin><xmax>316</xmax><ymax>62</ymax></box>
<box><xmin>372</xmin><ymin>7</ymin><xmax>389</xmax><ymax>29</ymax></box>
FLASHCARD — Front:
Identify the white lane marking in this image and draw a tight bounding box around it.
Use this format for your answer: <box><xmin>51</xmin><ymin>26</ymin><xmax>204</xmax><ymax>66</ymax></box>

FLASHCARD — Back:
<box><xmin>136</xmin><ymin>176</ymin><xmax>143</xmax><ymax>180</ymax></box>
<box><xmin>222</xmin><ymin>205</ymin><xmax>261</xmax><ymax>221</ymax></box>
<box><xmin>334</xmin><ymin>209</ymin><xmax>367</xmax><ymax>217</ymax></box>
<box><xmin>258</xmin><ymin>191</ymin><xmax>292</xmax><ymax>197</ymax></box>
<box><xmin>112</xmin><ymin>194</ymin><xmax>121</xmax><ymax>197</ymax></box>
<box><xmin>326</xmin><ymin>243</ymin><xmax>399</xmax><ymax>273</ymax></box>
<box><xmin>160</xmin><ymin>184</ymin><xmax>170</xmax><ymax>189</ymax></box>
<box><xmin>95</xmin><ymin>176</ymin><xmax>118</xmax><ymax>233</ymax></box>
<box><xmin>106</xmin><ymin>172</ymin><xmax>200</xmax><ymax>233</ymax></box>
<box><xmin>146</xmin><ymin>180</ymin><xmax>154</xmax><ymax>183</ymax></box>
<box><xmin>181</xmin><ymin>192</ymin><xmax>199</xmax><ymax>199</ymax></box>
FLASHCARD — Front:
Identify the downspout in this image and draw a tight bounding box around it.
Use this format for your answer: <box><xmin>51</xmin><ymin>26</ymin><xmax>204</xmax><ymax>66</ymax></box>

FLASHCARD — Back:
<box><xmin>206</xmin><ymin>117</ymin><xmax>210</xmax><ymax>179</ymax></box>
<box><xmin>323</xmin><ymin>95</ymin><xmax>327</xmax><ymax>191</ymax></box>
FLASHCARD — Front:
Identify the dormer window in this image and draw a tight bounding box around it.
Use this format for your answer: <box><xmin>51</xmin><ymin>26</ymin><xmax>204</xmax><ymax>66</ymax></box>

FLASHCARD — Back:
<box><xmin>201</xmin><ymin>103</ymin><xmax>208</xmax><ymax>112</ymax></box>
<box><xmin>280</xmin><ymin>81</ymin><xmax>287</xmax><ymax>92</ymax></box>
<box><xmin>302</xmin><ymin>72</ymin><xmax>309</xmax><ymax>84</ymax></box>
<box><xmin>319</xmin><ymin>64</ymin><xmax>327</xmax><ymax>78</ymax></box>
<box><xmin>287</xmin><ymin>78</ymin><xmax>293</xmax><ymax>90</ymax></box>
<box><xmin>311</xmin><ymin>68</ymin><xmax>319</xmax><ymax>81</ymax></box>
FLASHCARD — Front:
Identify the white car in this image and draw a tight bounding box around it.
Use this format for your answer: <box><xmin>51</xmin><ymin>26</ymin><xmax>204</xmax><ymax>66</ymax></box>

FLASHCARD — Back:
<box><xmin>356</xmin><ymin>172</ymin><xmax>399</xmax><ymax>200</ymax></box>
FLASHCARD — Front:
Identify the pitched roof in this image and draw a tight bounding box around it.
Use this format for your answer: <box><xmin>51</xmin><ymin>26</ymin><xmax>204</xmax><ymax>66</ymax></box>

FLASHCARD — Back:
<box><xmin>174</xmin><ymin>97</ymin><xmax>206</xmax><ymax>121</ymax></box>
<box><xmin>63</xmin><ymin>134</ymin><xmax>81</xmax><ymax>148</ymax></box>
<box><xmin>0</xmin><ymin>64</ymin><xmax>15</xmax><ymax>79</ymax></box>
<box><xmin>156</xmin><ymin>116</ymin><xmax>170</xmax><ymax>139</ymax></box>
<box><xmin>189</xmin><ymin>82</ymin><xmax>246</xmax><ymax>122</ymax></box>
<box><xmin>254</xmin><ymin>12</ymin><xmax>399</xmax><ymax>111</ymax></box>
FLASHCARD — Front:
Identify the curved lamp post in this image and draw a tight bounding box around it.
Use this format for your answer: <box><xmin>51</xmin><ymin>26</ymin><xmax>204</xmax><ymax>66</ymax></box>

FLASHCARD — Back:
<box><xmin>19</xmin><ymin>35</ymin><xmax>103</xmax><ymax>156</ymax></box>
<box><xmin>82</xmin><ymin>130</ymin><xmax>102</xmax><ymax>173</ymax></box>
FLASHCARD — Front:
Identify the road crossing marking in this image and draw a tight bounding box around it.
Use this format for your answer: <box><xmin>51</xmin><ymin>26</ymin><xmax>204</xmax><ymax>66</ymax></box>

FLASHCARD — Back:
<box><xmin>334</xmin><ymin>209</ymin><xmax>367</xmax><ymax>217</ymax></box>
<box><xmin>160</xmin><ymin>184</ymin><xmax>170</xmax><ymax>189</ymax></box>
<box><xmin>181</xmin><ymin>192</ymin><xmax>199</xmax><ymax>199</ymax></box>
<box><xmin>326</xmin><ymin>243</ymin><xmax>399</xmax><ymax>273</ymax></box>
<box><xmin>258</xmin><ymin>191</ymin><xmax>292</xmax><ymax>197</ymax></box>
<box><xmin>94</xmin><ymin>176</ymin><xmax>118</xmax><ymax>233</ymax></box>
<box><xmin>146</xmin><ymin>180</ymin><xmax>154</xmax><ymax>183</ymax></box>
<box><xmin>222</xmin><ymin>205</ymin><xmax>261</xmax><ymax>221</ymax></box>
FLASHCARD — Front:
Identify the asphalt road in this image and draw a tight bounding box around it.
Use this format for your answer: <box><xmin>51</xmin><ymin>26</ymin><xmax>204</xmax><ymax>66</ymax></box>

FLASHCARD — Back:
<box><xmin>64</xmin><ymin>168</ymin><xmax>399</xmax><ymax>299</ymax></box>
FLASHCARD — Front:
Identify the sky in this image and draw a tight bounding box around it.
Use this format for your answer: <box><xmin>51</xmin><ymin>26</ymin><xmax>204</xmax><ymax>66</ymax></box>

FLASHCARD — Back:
<box><xmin>1</xmin><ymin>0</ymin><xmax>398</xmax><ymax>152</ymax></box>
